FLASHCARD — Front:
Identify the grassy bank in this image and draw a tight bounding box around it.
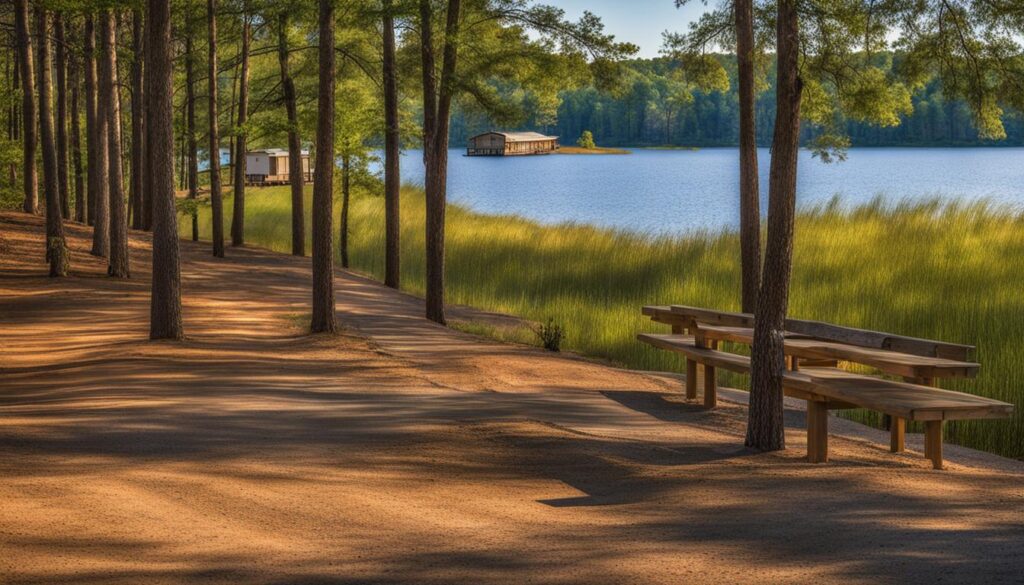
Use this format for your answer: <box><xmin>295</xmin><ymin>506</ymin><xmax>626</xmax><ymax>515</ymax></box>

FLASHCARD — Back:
<box><xmin>184</xmin><ymin>186</ymin><xmax>1024</xmax><ymax>459</ymax></box>
<box><xmin>556</xmin><ymin>146</ymin><xmax>632</xmax><ymax>155</ymax></box>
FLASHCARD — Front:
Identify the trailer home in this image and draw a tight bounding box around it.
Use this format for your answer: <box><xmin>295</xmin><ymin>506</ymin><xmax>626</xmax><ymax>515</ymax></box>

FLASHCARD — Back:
<box><xmin>244</xmin><ymin>149</ymin><xmax>313</xmax><ymax>185</ymax></box>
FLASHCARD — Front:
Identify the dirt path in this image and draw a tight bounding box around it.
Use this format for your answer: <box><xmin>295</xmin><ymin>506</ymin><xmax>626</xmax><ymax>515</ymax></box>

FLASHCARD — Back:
<box><xmin>2</xmin><ymin>212</ymin><xmax>1022</xmax><ymax>585</ymax></box>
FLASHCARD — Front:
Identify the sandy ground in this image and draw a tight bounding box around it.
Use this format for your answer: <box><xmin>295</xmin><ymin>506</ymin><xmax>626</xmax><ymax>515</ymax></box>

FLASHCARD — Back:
<box><xmin>1</xmin><ymin>211</ymin><xmax>1023</xmax><ymax>585</ymax></box>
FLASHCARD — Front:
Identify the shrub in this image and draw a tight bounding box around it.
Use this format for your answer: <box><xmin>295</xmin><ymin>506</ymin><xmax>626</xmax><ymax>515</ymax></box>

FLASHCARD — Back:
<box><xmin>534</xmin><ymin>318</ymin><xmax>565</xmax><ymax>352</ymax></box>
<box><xmin>576</xmin><ymin>130</ymin><xmax>596</xmax><ymax>150</ymax></box>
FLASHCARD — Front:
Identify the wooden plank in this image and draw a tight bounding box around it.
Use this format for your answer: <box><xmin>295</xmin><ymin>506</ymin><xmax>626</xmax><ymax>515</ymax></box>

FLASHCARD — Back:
<box><xmin>694</xmin><ymin>324</ymin><xmax>979</xmax><ymax>380</ymax></box>
<box><xmin>637</xmin><ymin>335</ymin><xmax>1012</xmax><ymax>422</ymax></box>
<box><xmin>660</xmin><ymin>304</ymin><xmax>974</xmax><ymax>360</ymax></box>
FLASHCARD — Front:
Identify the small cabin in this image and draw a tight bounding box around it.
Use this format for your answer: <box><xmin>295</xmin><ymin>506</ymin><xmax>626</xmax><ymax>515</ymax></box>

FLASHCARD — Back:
<box><xmin>245</xmin><ymin>149</ymin><xmax>313</xmax><ymax>185</ymax></box>
<box><xmin>467</xmin><ymin>132</ymin><xmax>559</xmax><ymax>156</ymax></box>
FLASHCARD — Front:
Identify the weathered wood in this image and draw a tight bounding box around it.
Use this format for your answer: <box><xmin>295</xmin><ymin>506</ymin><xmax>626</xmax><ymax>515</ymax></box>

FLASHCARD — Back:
<box><xmin>693</xmin><ymin>325</ymin><xmax>979</xmax><ymax>380</ymax></box>
<box><xmin>663</xmin><ymin>305</ymin><xmax>975</xmax><ymax>361</ymax></box>
<box><xmin>807</xmin><ymin>400</ymin><xmax>829</xmax><ymax>463</ymax></box>
<box><xmin>704</xmin><ymin>339</ymin><xmax>718</xmax><ymax>408</ymax></box>
<box><xmin>925</xmin><ymin>420</ymin><xmax>944</xmax><ymax>469</ymax></box>
<box><xmin>890</xmin><ymin>417</ymin><xmax>905</xmax><ymax>452</ymax></box>
<box><xmin>685</xmin><ymin>358</ymin><xmax>697</xmax><ymax>400</ymax></box>
<box><xmin>636</xmin><ymin>334</ymin><xmax>1012</xmax><ymax>422</ymax></box>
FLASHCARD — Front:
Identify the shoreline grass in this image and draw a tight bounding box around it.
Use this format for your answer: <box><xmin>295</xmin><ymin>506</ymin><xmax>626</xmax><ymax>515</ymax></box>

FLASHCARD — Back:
<box><xmin>555</xmin><ymin>146</ymin><xmax>632</xmax><ymax>155</ymax></box>
<box><xmin>183</xmin><ymin>186</ymin><xmax>1024</xmax><ymax>459</ymax></box>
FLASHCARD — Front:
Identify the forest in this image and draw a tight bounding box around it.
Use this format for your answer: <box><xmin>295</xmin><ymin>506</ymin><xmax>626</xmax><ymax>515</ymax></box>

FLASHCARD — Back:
<box><xmin>451</xmin><ymin>56</ymin><xmax>1024</xmax><ymax>148</ymax></box>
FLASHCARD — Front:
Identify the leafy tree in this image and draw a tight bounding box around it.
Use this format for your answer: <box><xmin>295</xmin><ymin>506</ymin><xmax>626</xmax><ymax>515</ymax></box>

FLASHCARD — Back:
<box><xmin>414</xmin><ymin>0</ymin><xmax>636</xmax><ymax>324</ymax></box>
<box><xmin>576</xmin><ymin>129</ymin><xmax>595</xmax><ymax>149</ymax></box>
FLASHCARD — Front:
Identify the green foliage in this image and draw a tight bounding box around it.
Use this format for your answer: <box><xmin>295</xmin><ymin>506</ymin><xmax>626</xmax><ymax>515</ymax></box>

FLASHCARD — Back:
<box><xmin>534</xmin><ymin>318</ymin><xmax>565</xmax><ymax>352</ymax></box>
<box><xmin>184</xmin><ymin>187</ymin><xmax>1024</xmax><ymax>459</ymax></box>
<box><xmin>576</xmin><ymin>130</ymin><xmax>595</xmax><ymax>149</ymax></box>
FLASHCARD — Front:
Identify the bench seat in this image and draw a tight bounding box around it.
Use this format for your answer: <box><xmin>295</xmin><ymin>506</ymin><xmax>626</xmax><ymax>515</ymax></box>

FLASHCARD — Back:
<box><xmin>637</xmin><ymin>333</ymin><xmax>1013</xmax><ymax>468</ymax></box>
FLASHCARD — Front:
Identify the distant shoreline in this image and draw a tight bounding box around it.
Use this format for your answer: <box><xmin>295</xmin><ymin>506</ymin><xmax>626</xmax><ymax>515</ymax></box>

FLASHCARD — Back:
<box><xmin>555</xmin><ymin>146</ymin><xmax>631</xmax><ymax>155</ymax></box>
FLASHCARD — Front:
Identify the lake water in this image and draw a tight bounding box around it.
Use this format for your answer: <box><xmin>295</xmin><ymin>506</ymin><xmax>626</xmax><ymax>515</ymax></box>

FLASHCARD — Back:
<box><xmin>397</xmin><ymin>147</ymin><xmax>1024</xmax><ymax>234</ymax></box>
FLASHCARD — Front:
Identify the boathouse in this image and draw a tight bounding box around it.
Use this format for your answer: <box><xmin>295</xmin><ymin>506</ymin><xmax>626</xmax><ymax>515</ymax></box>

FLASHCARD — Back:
<box><xmin>467</xmin><ymin>132</ymin><xmax>559</xmax><ymax>156</ymax></box>
<box><xmin>244</xmin><ymin>149</ymin><xmax>313</xmax><ymax>185</ymax></box>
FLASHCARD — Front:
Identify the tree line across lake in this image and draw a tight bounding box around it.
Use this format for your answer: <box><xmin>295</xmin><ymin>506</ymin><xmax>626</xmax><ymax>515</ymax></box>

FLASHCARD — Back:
<box><xmin>449</xmin><ymin>55</ymin><xmax>1024</xmax><ymax>148</ymax></box>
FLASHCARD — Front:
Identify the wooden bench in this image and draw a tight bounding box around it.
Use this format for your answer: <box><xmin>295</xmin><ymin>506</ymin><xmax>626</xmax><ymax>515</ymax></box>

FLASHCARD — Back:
<box><xmin>638</xmin><ymin>306</ymin><xmax>1012</xmax><ymax>469</ymax></box>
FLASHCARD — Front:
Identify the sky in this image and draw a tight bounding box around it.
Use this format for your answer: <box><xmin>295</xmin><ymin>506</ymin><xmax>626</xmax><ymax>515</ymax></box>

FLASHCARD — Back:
<box><xmin>554</xmin><ymin>0</ymin><xmax>711</xmax><ymax>59</ymax></box>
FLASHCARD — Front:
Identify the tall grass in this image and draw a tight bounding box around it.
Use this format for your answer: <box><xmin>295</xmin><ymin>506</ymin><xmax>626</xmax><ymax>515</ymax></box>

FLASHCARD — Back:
<box><xmin>185</xmin><ymin>186</ymin><xmax>1024</xmax><ymax>459</ymax></box>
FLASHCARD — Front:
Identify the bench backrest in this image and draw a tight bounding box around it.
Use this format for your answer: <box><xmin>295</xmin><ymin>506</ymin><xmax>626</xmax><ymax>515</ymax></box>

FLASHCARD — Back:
<box><xmin>643</xmin><ymin>305</ymin><xmax>974</xmax><ymax>361</ymax></box>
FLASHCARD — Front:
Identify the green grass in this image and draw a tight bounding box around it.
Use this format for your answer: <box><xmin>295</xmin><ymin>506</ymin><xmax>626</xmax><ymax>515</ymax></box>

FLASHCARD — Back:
<box><xmin>184</xmin><ymin>185</ymin><xmax>1024</xmax><ymax>459</ymax></box>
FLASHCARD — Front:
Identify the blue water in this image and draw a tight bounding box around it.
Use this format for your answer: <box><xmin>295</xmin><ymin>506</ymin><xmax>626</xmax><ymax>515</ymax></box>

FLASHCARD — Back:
<box><xmin>395</xmin><ymin>147</ymin><xmax>1024</xmax><ymax>234</ymax></box>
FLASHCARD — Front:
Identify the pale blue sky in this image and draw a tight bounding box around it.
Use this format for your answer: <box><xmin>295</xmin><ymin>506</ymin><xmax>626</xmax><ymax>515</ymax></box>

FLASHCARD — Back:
<box><xmin>555</xmin><ymin>0</ymin><xmax>710</xmax><ymax>58</ymax></box>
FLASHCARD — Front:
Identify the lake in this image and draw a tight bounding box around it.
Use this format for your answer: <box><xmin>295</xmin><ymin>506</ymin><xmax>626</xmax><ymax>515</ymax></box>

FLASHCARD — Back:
<box><xmin>397</xmin><ymin>147</ymin><xmax>1024</xmax><ymax>234</ymax></box>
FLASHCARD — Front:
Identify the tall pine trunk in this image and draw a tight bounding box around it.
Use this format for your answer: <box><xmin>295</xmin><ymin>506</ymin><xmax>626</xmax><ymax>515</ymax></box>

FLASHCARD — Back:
<box><xmin>231</xmin><ymin>12</ymin><xmax>250</xmax><ymax>247</ymax></box>
<box><xmin>185</xmin><ymin>31</ymin><xmax>199</xmax><ymax>242</ymax></box>
<box><xmin>130</xmin><ymin>10</ymin><xmax>145</xmax><ymax>230</ymax></box>
<box><xmin>382</xmin><ymin>0</ymin><xmax>400</xmax><ymax>288</ymax></box>
<box><xmin>87</xmin><ymin>14</ymin><xmax>110</xmax><ymax>257</ymax></box>
<box><xmin>14</xmin><ymin>0</ymin><xmax>38</xmax><ymax>215</ymax></box>
<box><xmin>70</xmin><ymin>46</ymin><xmax>85</xmax><ymax>223</ymax></box>
<box><xmin>746</xmin><ymin>0</ymin><xmax>802</xmax><ymax>452</ymax></box>
<box><xmin>54</xmin><ymin>13</ymin><xmax>70</xmax><ymax>220</ymax></box>
<box><xmin>100</xmin><ymin>11</ymin><xmax>129</xmax><ymax>278</ymax></box>
<box><xmin>208</xmin><ymin>0</ymin><xmax>225</xmax><ymax>257</ymax></box>
<box><xmin>736</xmin><ymin>0</ymin><xmax>761</xmax><ymax>314</ymax></box>
<box><xmin>278</xmin><ymin>12</ymin><xmax>304</xmax><ymax>257</ymax></box>
<box><xmin>8</xmin><ymin>50</ymin><xmax>19</xmax><ymax>188</ymax></box>
<box><xmin>36</xmin><ymin>8</ymin><xmax>68</xmax><ymax>277</ymax></box>
<box><xmin>147</xmin><ymin>0</ymin><xmax>183</xmax><ymax>340</ymax></box>
<box><xmin>340</xmin><ymin>154</ymin><xmax>350</xmax><ymax>269</ymax></box>
<box><xmin>310</xmin><ymin>0</ymin><xmax>337</xmax><ymax>334</ymax></box>
<box><xmin>419</xmin><ymin>0</ymin><xmax>461</xmax><ymax>325</ymax></box>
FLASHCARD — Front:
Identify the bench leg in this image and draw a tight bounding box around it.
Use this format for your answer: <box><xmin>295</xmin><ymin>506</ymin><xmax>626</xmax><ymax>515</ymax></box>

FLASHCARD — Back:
<box><xmin>807</xmin><ymin>401</ymin><xmax>829</xmax><ymax>463</ymax></box>
<box><xmin>703</xmin><ymin>364</ymin><xmax>717</xmax><ymax>408</ymax></box>
<box><xmin>924</xmin><ymin>420</ymin><xmax>944</xmax><ymax>470</ymax></box>
<box><xmin>685</xmin><ymin>359</ymin><xmax>698</xmax><ymax>400</ymax></box>
<box><xmin>890</xmin><ymin>417</ymin><xmax>905</xmax><ymax>453</ymax></box>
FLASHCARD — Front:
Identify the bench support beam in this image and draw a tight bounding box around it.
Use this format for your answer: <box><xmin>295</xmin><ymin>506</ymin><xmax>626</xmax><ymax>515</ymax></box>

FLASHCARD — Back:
<box><xmin>685</xmin><ymin>359</ymin><xmax>697</xmax><ymax>400</ymax></box>
<box><xmin>807</xmin><ymin>401</ymin><xmax>829</xmax><ymax>463</ymax></box>
<box><xmin>924</xmin><ymin>420</ymin><xmax>944</xmax><ymax>470</ymax></box>
<box><xmin>890</xmin><ymin>417</ymin><xmax>905</xmax><ymax>453</ymax></box>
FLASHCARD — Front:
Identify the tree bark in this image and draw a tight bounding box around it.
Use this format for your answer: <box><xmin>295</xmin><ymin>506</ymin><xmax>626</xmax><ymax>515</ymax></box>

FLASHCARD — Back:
<box><xmin>8</xmin><ymin>50</ymin><xmax>19</xmax><ymax>188</ymax></box>
<box><xmin>231</xmin><ymin>11</ymin><xmax>250</xmax><ymax>247</ymax></box>
<box><xmin>86</xmin><ymin>14</ymin><xmax>110</xmax><ymax>257</ymax></box>
<box><xmin>736</xmin><ymin>0</ymin><xmax>761</xmax><ymax>314</ymax></box>
<box><xmin>100</xmin><ymin>11</ymin><xmax>129</xmax><ymax>278</ymax></box>
<box><xmin>340</xmin><ymin>154</ymin><xmax>350</xmax><ymax>269</ymax></box>
<box><xmin>140</xmin><ymin>13</ymin><xmax>153</xmax><ymax>232</ymax></box>
<box><xmin>185</xmin><ymin>31</ymin><xmax>199</xmax><ymax>242</ymax></box>
<box><xmin>70</xmin><ymin>44</ymin><xmax>85</xmax><ymax>224</ymax></box>
<box><xmin>278</xmin><ymin>12</ymin><xmax>304</xmax><ymax>257</ymax></box>
<box><xmin>419</xmin><ymin>0</ymin><xmax>461</xmax><ymax>325</ymax></box>
<box><xmin>382</xmin><ymin>0</ymin><xmax>400</xmax><ymax>288</ymax></box>
<box><xmin>36</xmin><ymin>8</ymin><xmax>68</xmax><ymax>277</ymax></box>
<box><xmin>54</xmin><ymin>13</ymin><xmax>70</xmax><ymax>220</ymax></box>
<box><xmin>147</xmin><ymin>0</ymin><xmax>183</xmax><ymax>340</ymax></box>
<box><xmin>130</xmin><ymin>10</ymin><xmax>145</xmax><ymax>230</ymax></box>
<box><xmin>310</xmin><ymin>0</ymin><xmax>337</xmax><ymax>334</ymax></box>
<box><xmin>208</xmin><ymin>0</ymin><xmax>225</xmax><ymax>257</ymax></box>
<box><xmin>14</xmin><ymin>0</ymin><xmax>38</xmax><ymax>215</ymax></box>
<box><xmin>746</xmin><ymin>0</ymin><xmax>802</xmax><ymax>452</ymax></box>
